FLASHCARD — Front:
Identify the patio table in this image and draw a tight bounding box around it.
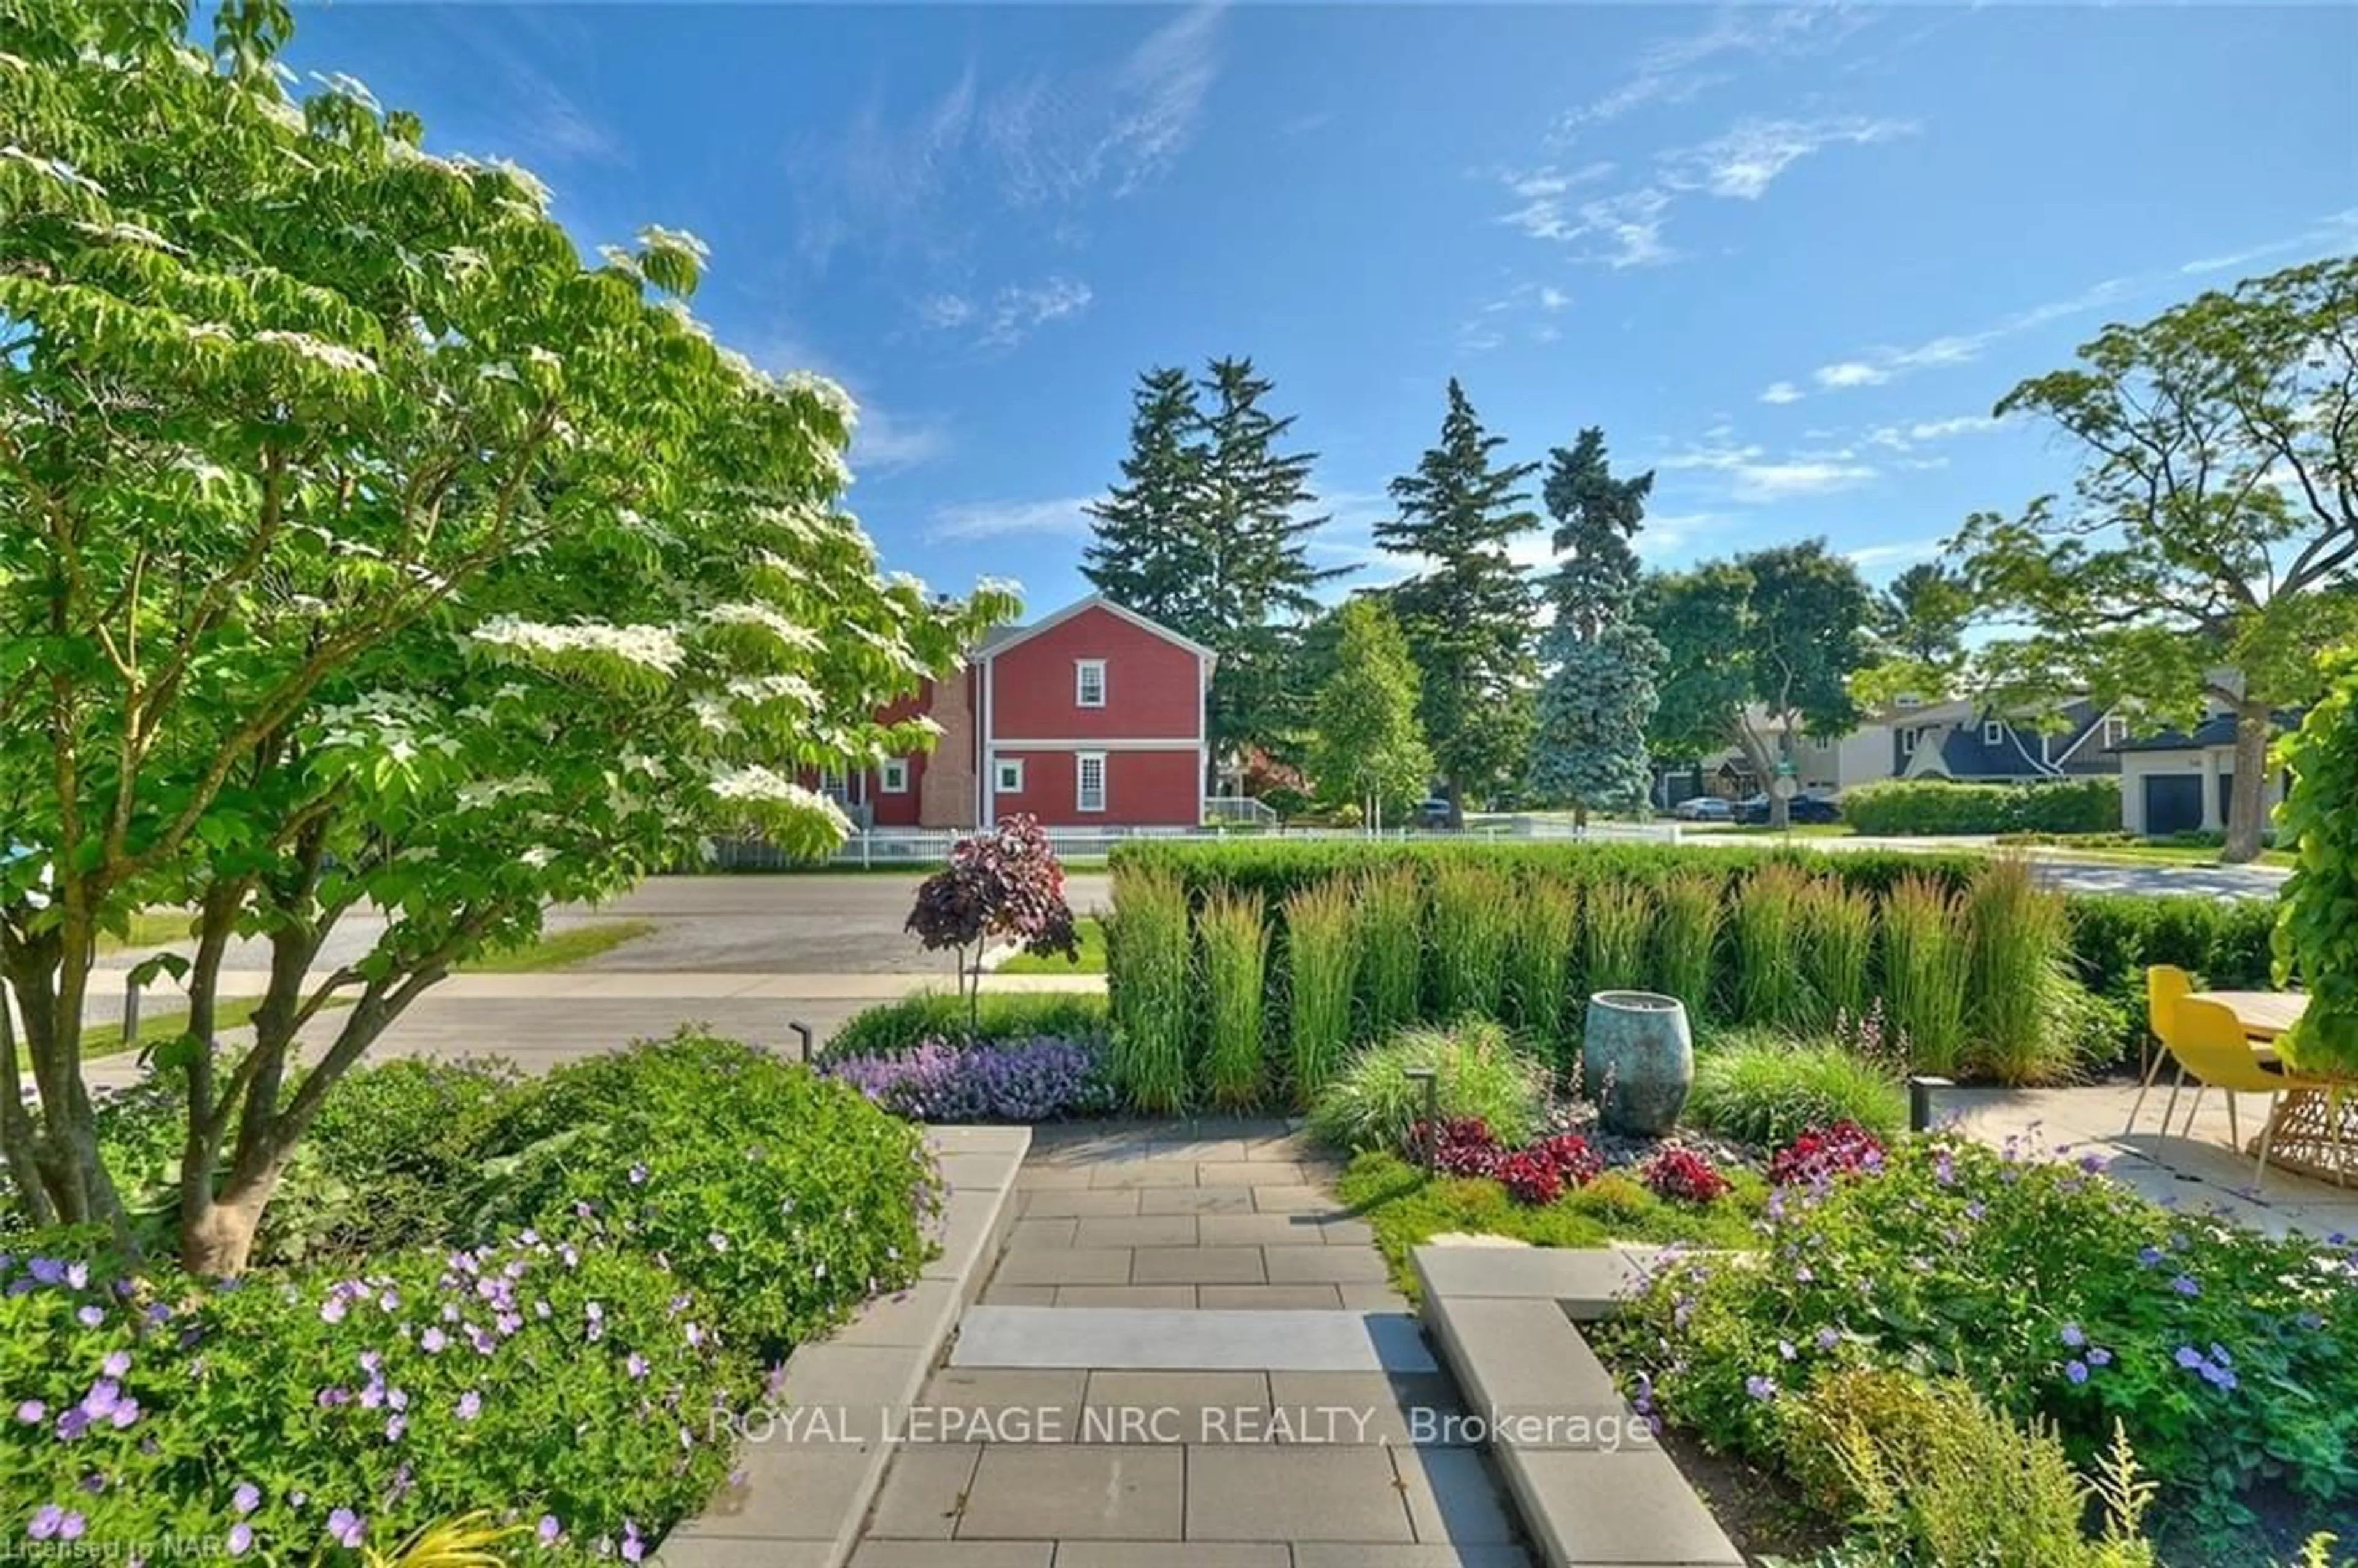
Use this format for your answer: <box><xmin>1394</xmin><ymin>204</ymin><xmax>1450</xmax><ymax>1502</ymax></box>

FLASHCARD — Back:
<box><xmin>2189</xmin><ymin>990</ymin><xmax>2352</xmax><ymax>1186</ymax></box>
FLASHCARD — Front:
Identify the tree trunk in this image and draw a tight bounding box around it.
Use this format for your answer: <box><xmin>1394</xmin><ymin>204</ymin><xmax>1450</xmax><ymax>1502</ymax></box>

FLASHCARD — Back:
<box><xmin>179</xmin><ymin>1167</ymin><xmax>278</xmax><ymax>1276</ymax></box>
<box><xmin>2222</xmin><ymin>705</ymin><xmax>2274</xmax><ymax>864</ymax></box>
<box><xmin>1446</xmin><ymin>774</ymin><xmax>1465</xmax><ymax>830</ymax></box>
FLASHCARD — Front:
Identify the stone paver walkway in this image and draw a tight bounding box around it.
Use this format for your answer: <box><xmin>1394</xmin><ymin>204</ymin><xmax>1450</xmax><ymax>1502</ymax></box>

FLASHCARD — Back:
<box><xmin>850</xmin><ymin>1119</ymin><xmax>1533</xmax><ymax>1567</ymax></box>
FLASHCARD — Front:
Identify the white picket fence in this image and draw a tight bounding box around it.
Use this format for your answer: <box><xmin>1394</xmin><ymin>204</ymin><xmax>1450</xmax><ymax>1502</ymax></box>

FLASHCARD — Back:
<box><xmin>707</xmin><ymin>813</ymin><xmax>1679</xmax><ymax>871</ymax></box>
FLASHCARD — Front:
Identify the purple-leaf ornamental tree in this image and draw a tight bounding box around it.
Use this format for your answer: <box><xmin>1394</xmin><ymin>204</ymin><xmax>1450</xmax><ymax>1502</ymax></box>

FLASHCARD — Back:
<box><xmin>905</xmin><ymin>816</ymin><xmax>1080</xmax><ymax>1031</ymax></box>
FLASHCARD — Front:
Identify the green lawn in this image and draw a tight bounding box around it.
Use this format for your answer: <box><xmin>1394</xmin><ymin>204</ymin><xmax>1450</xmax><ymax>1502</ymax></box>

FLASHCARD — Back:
<box><xmin>94</xmin><ymin>909</ymin><xmax>200</xmax><ymax>953</ymax></box>
<box><xmin>1334</xmin><ymin>1149</ymin><xmax>1765</xmax><ymax>1300</ymax></box>
<box><xmin>458</xmin><ymin>919</ymin><xmax>657</xmax><ymax>972</ymax></box>
<box><xmin>2017</xmin><ymin>840</ymin><xmax>2295</xmax><ymax>871</ymax></box>
<box><xmin>20</xmin><ymin>992</ymin><xmax>340</xmax><ymax>1069</ymax></box>
<box><xmin>997</xmin><ymin>916</ymin><xmax>1107</xmax><ymax>974</ymax></box>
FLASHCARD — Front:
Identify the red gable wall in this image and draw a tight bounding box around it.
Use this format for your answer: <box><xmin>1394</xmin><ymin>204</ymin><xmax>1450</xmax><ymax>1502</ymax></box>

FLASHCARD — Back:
<box><xmin>988</xmin><ymin>604</ymin><xmax>1204</xmax><ymax>740</ymax></box>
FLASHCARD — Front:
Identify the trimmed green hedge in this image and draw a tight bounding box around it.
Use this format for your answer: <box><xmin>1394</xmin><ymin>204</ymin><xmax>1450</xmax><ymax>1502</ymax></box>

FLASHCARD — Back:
<box><xmin>820</xmin><ymin>991</ymin><xmax>1110</xmax><ymax>1062</ymax></box>
<box><xmin>1105</xmin><ymin>840</ymin><xmax>2276</xmax><ymax>1089</ymax></box>
<box><xmin>1842</xmin><ymin>777</ymin><xmax>2120</xmax><ymax>836</ymax></box>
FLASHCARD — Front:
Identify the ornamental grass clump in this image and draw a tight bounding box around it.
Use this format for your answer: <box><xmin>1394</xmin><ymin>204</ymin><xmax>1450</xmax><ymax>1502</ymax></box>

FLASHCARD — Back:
<box><xmin>1582</xmin><ymin>879</ymin><xmax>1654</xmax><ymax>995</ymax></box>
<box><xmin>1687</xmin><ymin>1028</ymin><xmax>1909</xmax><ymax>1145</ymax></box>
<box><xmin>1965</xmin><ymin>860</ymin><xmax>2084</xmax><ymax>1084</ymax></box>
<box><xmin>1429</xmin><ymin>862</ymin><xmax>1513</xmax><ymax>1020</ymax></box>
<box><xmin>1199</xmin><ymin>886</ymin><xmax>1269</xmax><ymax>1110</ymax></box>
<box><xmin>1282</xmin><ymin>877</ymin><xmax>1358</xmax><ymax>1106</ymax></box>
<box><xmin>1505</xmin><ymin>875</ymin><xmax>1579</xmax><ymax>1049</ymax></box>
<box><xmin>1307</xmin><ymin>1021</ymin><xmax>1549</xmax><ymax>1153</ymax></box>
<box><xmin>1106</xmin><ymin>863</ymin><xmax>1193</xmax><ymax>1111</ymax></box>
<box><xmin>1797</xmin><ymin>876</ymin><xmax>1875</xmax><ymax>1029</ymax></box>
<box><xmin>1356</xmin><ymin>867</ymin><xmax>1426</xmax><ymax>1041</ymax></box>
<box><xmin>1878</xmin><ymin>872</ymin><xmax>1972</xmax><ymax>1076</ymax></box>
<box><xmin>1654</xmin><ymin>872</ymin><xmax>1724</xmax><ymax>1020</ymax></box>
<box><xmin>1733</xmin><ymin>863</ymin><xmax>1810</xmax><ymax>1029</ymax></box>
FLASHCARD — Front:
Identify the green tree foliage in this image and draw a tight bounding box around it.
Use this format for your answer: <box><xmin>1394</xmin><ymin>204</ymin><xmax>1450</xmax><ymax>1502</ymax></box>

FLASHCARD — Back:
<box><xmin>0</xmin><ymin>0</ymin><xmax>1014</xmax><ymax>1272</ymax></box>
<box><xmin>1955</xmin><ymin>257</ymin><xmax>2358</xmax><ymax>863</ymax></box>
<box><xmin>1081</xmin><ymin>358</ymin><xmax>1337</xmax><ymax>779</ymax></box>
<box><xmin>1528</xmin><ymin>429</ymin><xmax>1663</xmax><ymax>820</ymax></box>
<box><xmin>1307</xmin><ymin>599</ymin><xmax>1432</xmax><ymax>828</ymax></box>
<box><xmin>1643</xmin><ymin>541</ymin><xmax>1874</xmax><ymax>828</ymax></box>
<box><xmin>2273</xmin><ymin>648</ymin><xmax>2358</xmax><ymax>1074</ymax></box>
<box><xmin>1376</xmin><ymin>379</ymin><xmax>1541</xmax><ymax>822</ymax></box>
<box><xmin>1853</xmin><ymin>561</ymin><xmax>1973</xmax><ymax>709</ymax></box>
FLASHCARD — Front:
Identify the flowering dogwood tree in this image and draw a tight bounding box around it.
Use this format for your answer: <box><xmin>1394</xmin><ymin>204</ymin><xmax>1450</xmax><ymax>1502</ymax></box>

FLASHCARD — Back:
<box><xmin>0</xmin><ymin>0</ymin><xmax>1018</xmax><ymax>1271</ymax></box>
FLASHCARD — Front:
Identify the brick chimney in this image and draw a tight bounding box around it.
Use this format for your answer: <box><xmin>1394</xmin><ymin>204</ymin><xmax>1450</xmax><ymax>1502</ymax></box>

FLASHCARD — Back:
<box><xmin>918</xmin><ymin>667</ymin><xmax>978</xmax><ymax>829</ymax></box>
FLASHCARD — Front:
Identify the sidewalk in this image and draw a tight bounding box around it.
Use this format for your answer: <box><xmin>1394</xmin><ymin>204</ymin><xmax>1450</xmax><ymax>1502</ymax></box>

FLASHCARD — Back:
<box><xmin>848</xmin><ymin>1119</ymin><xmax>1531</xmax><ymax>1566</ymax></box>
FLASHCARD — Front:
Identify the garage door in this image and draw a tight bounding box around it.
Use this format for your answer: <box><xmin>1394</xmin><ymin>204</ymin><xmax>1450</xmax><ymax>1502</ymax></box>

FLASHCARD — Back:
<box><xmin>2144</xmin><ymin>774</ymin><xmax>2203</xmax><ymax>837</ymax></box>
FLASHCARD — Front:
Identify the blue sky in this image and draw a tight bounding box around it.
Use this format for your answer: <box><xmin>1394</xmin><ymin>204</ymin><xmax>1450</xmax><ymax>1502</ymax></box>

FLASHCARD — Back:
<box><xmin>287</xmin><ymin>2</ymin><xmax>2357</xmax><ymax>613</ymax></box>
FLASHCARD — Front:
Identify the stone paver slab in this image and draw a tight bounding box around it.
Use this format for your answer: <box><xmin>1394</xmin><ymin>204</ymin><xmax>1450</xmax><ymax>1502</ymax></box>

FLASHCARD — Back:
<box><xmin>1251</xmin><ymin>1185</ymin><xmax>1341</xmax><ymax>1214</ymax></box>
<box><xmin>1129</xmin><ymin>1246</ymin><xmax>1267</xmax><ymax>1285</ymax></box>
<box><xmin>1053</xmin><ymin>1548</ymin><xmax>1290</xmax><ymax>1568</ymax></box>
<box><xmin>981</xmin><ymin>1283</ymin><xmax>1059</xmax><ymax>1306</ymax></box>
<box><xmin>675</xmin><ymin>1441</ymin><xmax>876</xmax><ymax>1543</ymax></box>
<box><xmin>1318</xmin><ymin>1219</ymin><xmax>1378</xmax><ymax>1246</ymax></box>
<box><xmin>1056</xmin><ymin>1286</ymin><xmax>1198</xmax><ymax>1310</ymax></box>
<box><xmin>921</xmin><ymin>1367</ymin><xmax>1090</xmax><ymax>1415</ymax></box>
<box><xmin>1430</xmin><ymin>1297</ymin><xmax>1624</xmax><ymax>1421</ymax></box>
<box><xmin>1136</xmin><ymin>1187</ymin><xmax>1256</xmax><ymax>1216</ymax></box>
<box><xmin>1196</xmin><ymin>1284</ymin><xmax>1344</xmax><ymax>1311</ymax></box>
<box><xmin>829</xmin><ymin>1279</ymin><xmax>963</xmax><ymax>1350</ymax></box>
<box><xmin>656</xmin><ymin>1537</ymin><xmax>833</xmax><ymax>1567</ymax></box>
<box><xmin>851</xmin><ymin>1545</ymin><xmax>1051</xmax><ymax>1568</ymax></box>
<box><xmin>1015</xmin><ymin>1165</ymin><xmax>1097</xmax><ymax>1191</ymax></box>
<box><xmin>952</xmin><ymin>1306</ymin><xmax>1437</xmax><ymax>1372</ymax></box>
<box><xmin>1073</xmin><ymin>1216</ymin><xmax>1202</xmax><ymax>1249</ymax></box>
<box><xmin>1414</xmin><ymin>1246</ymin><xmax>1657</xmax><ymax>1317</ymax></box>
<box><xmin>1337</xmin><ymin>1284</ymin><xmax>1414</xmax><ymax>1313</ymax></box>
<box><xmin>1005</xmin><ymin>1217</ymin><xmax>1081</xmax><ymax>1251</ymax></box>
<box><xmin>1197</xmin><ymin>1213</ymin><xmax>1335</xmax><ymax>1247</ymax></box>
<box><xmin>1197</xmin><ymin>1160</ymin><xmax>1307</xmax><ymax>1186</ymax></box>
<box><xmin>1291</xmin><ymin>1548</ymin><xmax>1530</xmax><ymax>1568</ymax></box>
<box><xmin>991</xmin><ymin>1248</ymin><xmax>1135</xmax><ymax>1287</ymax></box>
<box><xmin>957</xmin><ymin>1445</ymin><xmax>1185</xmax><ymax>1540</ymax></box>
<box><xmin>1394</xmin><ymin>1447</ymin><xmax>1522</xmax><ymax>1545</ymax></box>
<box><xmin>1265</xmin><ymin>1248</ymin><xmax>1391</xmax><ymax>1284</ymax></box>
<box><xmin>1021</xmin><ymin>1189</ymin><xmax>1146</xmax><ymax>1219</ymax></box>
<box><xmin>1503</xmin><ymin>1448</ymin><xmax>1741</xmax><ymax>1566</ymax></box>
<box><xmin>1091</xmin><ymin>1161</ymin><xmax>1201</xmax><ymax>1190</ymax></box>
<box><xmin>863</xmin><ymin>1443</ymin><xmax>982</xmax><ymax>1539</ymax></box>
<box><xmin>938</xmin><ymin>1152</ymin><xmax>1022</xmax><ymax>1191</ymax></box>
<box><xmin>1083</xmin><ymin>1370</ymin><xmax>1271</xmax><ymax>1441</ymax></box>
<box><xmin>1267</xmin><ymin>1371</ymin><xmax>1464</xmax><ymax>1445</ymax></box>
<box><xmin>1183</xmin><ymin>1445</ymin><xmax>1414</xmax><ymax>1542</ymax></box>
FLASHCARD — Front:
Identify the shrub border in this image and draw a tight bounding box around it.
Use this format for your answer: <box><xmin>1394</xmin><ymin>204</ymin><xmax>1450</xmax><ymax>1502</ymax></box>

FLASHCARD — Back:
<box><xmin>658</xmin><ymin>1126</ymin><xmax>1030</xmax><ymax>1566</ymax></box>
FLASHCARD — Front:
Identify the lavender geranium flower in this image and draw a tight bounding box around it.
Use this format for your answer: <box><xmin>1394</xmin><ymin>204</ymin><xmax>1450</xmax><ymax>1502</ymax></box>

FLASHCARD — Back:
<box><xmin>2170</xmin><ymin>1274</ymin><xmax>2200</xmax><ymax>1297</ymax></box>
<box><xmin>227</xmin><ymin>1522</ymin><xmax>253</xmax><ymax>1556</ymax></box>
<box><xmin>2060</xmin><ymin>1322</ymin><xmax>2085</xmax><ymax>1348</ymax></box>
<box><xmin>419</xmin><ymin>1327</ymin><xmax>447</xmax><ymax>1354</ymax></box>
<box><xmin>101</xmin><ymin>1351</ymin><xmax>129</xmax><ymax>1379</ymax></box>
<box><xmin>539</xmin><ymin>1515</ymin><xmax>562</xmax><ymax>1545</ymax></box>
<box><xmin>455</xmin><ymin>1390</ymin><xmax>481</xmax><ymax>1421</ymax></box>
<box><xmin>15</xmin><ymin>1400</ymin><xmax>44</xmax><ymax>1424</ymax></box>
<box><xmin>327</xmin><ymin>1507</ymin><xmax>364</xmax><ymax>1549</ymax></box>
<box><xmin>232</xmin><ymin>1481</ymin><xmax>261</xmax><ymax>1515</ymax></box>
<box><xmin>1745</xmin><ymin>1375</ymin><xmax>1777</xmax><ymax>1401</ymax></box>
<box><xmin>2065</xmin><ymin>1359</ymin><xmax>2089</xmax><ymax>1384</ymax></box>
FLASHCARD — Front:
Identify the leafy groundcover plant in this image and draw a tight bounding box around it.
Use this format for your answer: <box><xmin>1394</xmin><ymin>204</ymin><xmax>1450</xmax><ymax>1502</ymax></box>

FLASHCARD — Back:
<box><xmin>1599</xmin><ymin>1133</ymin><xmax>2358</xmax><ymax>1551</ymax></box>
<box><xmin>0</xmin><ymin>1033</ymin><xmax>938</xmax><ymax>1558</ymax></box>
<box><xmin>825</xmin><ymin>1036</ymin><xmax>1115</xmax><ymax>1122</ymax></box>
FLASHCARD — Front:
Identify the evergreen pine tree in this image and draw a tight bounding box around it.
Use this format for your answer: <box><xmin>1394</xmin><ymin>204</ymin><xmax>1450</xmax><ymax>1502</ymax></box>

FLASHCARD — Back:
<box><xmin>1528</xmin><ymin>428</ymin><xmax>1664</xmax><ymax>820</ymax></box>
<box><xmin>1083</xmin><ymin>359</ymin><xmax>1337</xmax><ymax>785</ymax></box>
<box><xmin>1375</xmin><ymin>379</ymin><xmax>1541</xmax><ymax>823</ymax></box>
<box><xmin>1081</xmin><ymin>367</ymin><xmax>1207</xmax><ymax>630</ymax></box>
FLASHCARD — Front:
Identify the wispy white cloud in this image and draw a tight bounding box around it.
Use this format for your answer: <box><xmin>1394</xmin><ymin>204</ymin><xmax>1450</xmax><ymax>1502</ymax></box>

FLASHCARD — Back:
<box><xmin>927</xmin><ymin>496</ymin><xmax>1097</xmax><ymax>543</ymax></box>
<box><xmin>1549</xmin><ymin>5</ymin><xmax>1877</xmax><ymax>146</ymax></box>
<box><xmin>1866</xmin><ymin>413</ymin><xmax>1998</xmax><ymax>450</ymax></box>
<box><xmin>1759</xmin><ymin>381</ymin><xmax>1805</xmax><ymax>405</ymax></box>
<box><xmin>795</xmin><ymin>5</ymin><xmax>1223</xmax><ymax>264</ymax></box>
<box><xmin>2179</xmin><ymin>208</ymin><xmax>2358</xmax><ymax>276</ymax></box>
<box><xmin>917</xmin><ymin>293</ymin><xmax>975</xmax><ymax>330</ymax></box>
<box><xmin>1663</xmin><ymin>115</ymin><xmax>1916</xmax><ymax>201</ymax></box>
<box><xmin>1804</xmin><ymin>276</ymin><xmax>2138</xmax><ymax>393</ymax></box>
<box><xmin>1729</xmin><ymin>459</ymin><xmax>1878</xmax><ymax>503</ymax></box>
<box><xmin>1815</xmin><ymin>360</ymin><xmax>1891</xmax><ymax>389</ymax></box>
<box><xmin>1458</xmin><ymin>281</ymin><xmax>1576</xmax><ymax>352</ymax></box>
<box><xmin>1846</xmin><ymin>538</ymin><xmax>1947</xmax><ymax>567</ymax></box>
<box><xmin>974</xmin><ymin>276</ymin><xmax>1094</xmax><ymax>349</ymax></box>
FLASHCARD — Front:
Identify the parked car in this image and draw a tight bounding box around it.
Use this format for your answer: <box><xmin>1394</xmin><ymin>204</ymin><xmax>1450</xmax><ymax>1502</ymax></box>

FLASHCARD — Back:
<box><xmin>1737</xmin><ymin>792</ymin><xmax>1843</xmax><ymax>825</ymax></box>
<box><xmin>1672</xmin><ymin>796</ymin><xmax>1733</xmax><ymax>821</ymax></box>
<box><xmin>1415</xmin><ymin>796</ymin><xmax>1455</xmax><ymax>828</ymax></box>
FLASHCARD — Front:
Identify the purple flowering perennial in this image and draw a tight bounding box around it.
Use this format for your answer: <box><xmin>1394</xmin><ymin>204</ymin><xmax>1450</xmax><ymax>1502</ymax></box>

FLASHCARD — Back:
<box><xmin>823</xmin><ymin>1036</ymin><xmax>1110</xmax><ymax>1123</ymax></box>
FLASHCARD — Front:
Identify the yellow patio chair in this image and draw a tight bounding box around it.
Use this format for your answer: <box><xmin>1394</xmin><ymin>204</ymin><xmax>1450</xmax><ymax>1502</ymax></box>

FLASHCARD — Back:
<box><xmin>2164</xmin><ymin>997</ymin><xmax>2331</xmax><ymax>1186</ymax></box>
<box><xmin>2126</xmin><ymin>965</ymin><xmax>2195</xmax><ymax>1136</ymax></box>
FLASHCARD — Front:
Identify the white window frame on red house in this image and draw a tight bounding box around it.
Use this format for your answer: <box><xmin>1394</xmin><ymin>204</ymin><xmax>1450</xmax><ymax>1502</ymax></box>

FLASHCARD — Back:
<box><xmin>994</xmin><ymin>758</ymin><xmax>1024</xmax><ymax>794</ymax></box>
<box><xmin>880</xmin><ymin>758</ymin><xmax>910</xmax><ymax>794</ymax></box>
<box><xmin>1075</xmin><ymin>658</ymin><xmax>1108</xmax><ymax>708</ymax></box>
<box><xmin>1076</xmin><ymin>751</ymin><xmax>1108</xmax><ymax>813</ymax></box>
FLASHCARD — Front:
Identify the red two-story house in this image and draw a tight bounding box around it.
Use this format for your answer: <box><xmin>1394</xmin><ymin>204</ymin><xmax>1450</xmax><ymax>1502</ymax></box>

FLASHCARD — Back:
<box><xmin>821</xmin><ymin>595</ymin><xmax>1214</xmax><ymax>831</ymax></box>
